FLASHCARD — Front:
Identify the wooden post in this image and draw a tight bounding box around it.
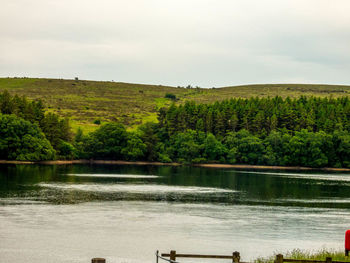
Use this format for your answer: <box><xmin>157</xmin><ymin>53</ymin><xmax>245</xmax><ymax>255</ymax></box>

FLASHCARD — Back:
<box><xmin>326</xmin><ymin>257</ymin><xmax>332</xmax><ymax>263</ymax></box>
<box><xmin>92</xmin><ymin>258</ymin><xmax>106</xmax><ymax>263</ymax></box>
<box><xmin>232</xmin><ymin>252</ymin><xmax>240</xmax><ymax>263</ymax></box>
<box><xmin>275</xmin><ymin>254</ymin><xmax>283</xmax><ymax>263</ymax></box>
<box><xmin>170</xmin><ymin>250</ymin><xmax>176</xmax><ymax>262</ymax></box>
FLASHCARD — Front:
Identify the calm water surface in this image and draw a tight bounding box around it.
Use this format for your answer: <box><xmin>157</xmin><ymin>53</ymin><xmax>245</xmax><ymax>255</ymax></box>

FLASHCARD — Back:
<box><xmin>1</xmin><ymin>165</ymin><xmax>350</xmax><ymax>263</ymax></box>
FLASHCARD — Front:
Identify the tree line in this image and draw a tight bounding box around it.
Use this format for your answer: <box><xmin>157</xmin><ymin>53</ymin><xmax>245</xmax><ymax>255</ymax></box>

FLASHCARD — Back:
<box><xmin>0</xmin><ymin>90</ymin><xmax>71</xmax><ymax>160</ymax></box>
<box><xmin>158</xmin><ymin>97</ymin><xmax>350</xmax><ymax>137</ymax></box>
<box><xmin>1</xmin><ymin>90</ymin><xmax>350</xmax><ymax>168</ymax></box>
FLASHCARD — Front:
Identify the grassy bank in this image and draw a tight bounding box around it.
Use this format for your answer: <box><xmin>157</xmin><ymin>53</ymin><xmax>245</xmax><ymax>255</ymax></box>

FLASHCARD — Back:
<box><xmin>1</xmin><ymin>77</ymin><xmax>350</xmax><ymax>132</ymax></box>
<box><xmin>255</xmin><ymin>249</ymin><xmax>349</xmax><ymax>263</ymax></box>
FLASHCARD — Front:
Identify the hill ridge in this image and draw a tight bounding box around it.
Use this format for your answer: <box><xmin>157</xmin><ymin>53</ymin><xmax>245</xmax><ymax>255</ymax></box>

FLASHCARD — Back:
<box><xmin>1</xmin><ymin>77</ymin><xmax>349</xmax><ymax>132</ymax></box>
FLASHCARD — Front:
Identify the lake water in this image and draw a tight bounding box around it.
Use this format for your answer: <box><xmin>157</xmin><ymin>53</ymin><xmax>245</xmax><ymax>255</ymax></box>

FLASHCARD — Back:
<box><xmin>1</xmin><ymin>164</ymin><xmax>350</xmax><ymax>263</ymax></box>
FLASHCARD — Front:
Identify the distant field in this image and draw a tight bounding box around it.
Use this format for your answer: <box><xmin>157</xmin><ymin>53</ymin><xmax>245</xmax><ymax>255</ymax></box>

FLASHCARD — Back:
<box><xmin>1</xmin><ymin>77</ymin><xmax>350</xmax><ymax>132</ymax></box>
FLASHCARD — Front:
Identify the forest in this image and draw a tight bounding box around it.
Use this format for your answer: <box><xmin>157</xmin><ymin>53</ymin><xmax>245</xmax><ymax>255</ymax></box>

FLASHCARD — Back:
<box><xmin>1</xmin><ymin>90</ymin><xmax>350</xmax><ymax>168</ymax></box>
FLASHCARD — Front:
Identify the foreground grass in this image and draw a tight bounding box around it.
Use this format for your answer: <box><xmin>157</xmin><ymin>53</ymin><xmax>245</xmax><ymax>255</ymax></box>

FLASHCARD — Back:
<box><xmin>1</xmin><ymin>77</ymin><xmax>350</xmax><ymax>132</ymax></box>
<box><xmin>255</xmin><ymin>249</ymin><xmax>350</xmax><ymax>263</ymax></box>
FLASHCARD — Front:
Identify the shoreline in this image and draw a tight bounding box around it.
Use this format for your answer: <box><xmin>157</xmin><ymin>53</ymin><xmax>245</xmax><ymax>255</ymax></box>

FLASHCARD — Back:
<box><xmin>1</xmin><ymin>159</ymin><xmax>350</xmax><ymax>172</ymax></box>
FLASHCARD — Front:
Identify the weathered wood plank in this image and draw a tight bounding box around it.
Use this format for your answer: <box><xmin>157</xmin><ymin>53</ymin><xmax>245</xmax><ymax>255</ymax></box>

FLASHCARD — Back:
<box><xmin>161</xmin><ymin>254</ymin><xmax>238</xmax><ymax>259</ymax></box>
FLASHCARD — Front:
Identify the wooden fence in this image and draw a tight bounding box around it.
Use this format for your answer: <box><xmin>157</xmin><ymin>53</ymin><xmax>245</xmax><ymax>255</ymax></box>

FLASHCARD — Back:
<box><xmin>161</xmin><ymin>250</ymin><xmax>243</xmax><ymax>263</ymax></box>
<box><xmin>91</xmin><ymin>251</ymin><xmax>350</xmax><ymax>263</ymax></box>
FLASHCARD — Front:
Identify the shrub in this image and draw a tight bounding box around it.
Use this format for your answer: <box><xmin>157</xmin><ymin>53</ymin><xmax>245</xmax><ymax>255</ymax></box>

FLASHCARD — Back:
<box><xmin>165</xmin><ymin>93</ymin><xmax>176</xmax><ymax>100</ymax></box>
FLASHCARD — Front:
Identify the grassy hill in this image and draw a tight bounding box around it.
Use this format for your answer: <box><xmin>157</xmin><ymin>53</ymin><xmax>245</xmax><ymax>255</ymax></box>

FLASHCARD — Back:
<box><xmin>1</xmin><ymin>77</ymin><xmax>350</xmax><ymax>132</ymax></box>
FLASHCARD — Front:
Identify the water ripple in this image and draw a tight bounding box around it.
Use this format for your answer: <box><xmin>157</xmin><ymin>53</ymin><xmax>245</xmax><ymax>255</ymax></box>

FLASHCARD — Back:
<box><xmin>65</xmin><ymin>173</ymin><xmax>159</xmax><ymax>179</ymax></box>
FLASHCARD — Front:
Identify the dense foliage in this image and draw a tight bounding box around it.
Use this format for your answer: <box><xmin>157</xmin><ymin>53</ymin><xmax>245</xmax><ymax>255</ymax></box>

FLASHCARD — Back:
<box><xmin>70</xmin><ymin>122</ymin><xmax>350</xmax><ymax>168</ymax></box>
<box><xmin>2</xmin><ymin>91</ymin><xmax>350</xmax><ymax>168</ymax></box>
<box><xmin>158</xmin><ymin>97</ymin><xmax>350</xmax><ymax>137</ymax></box>
<box><xmin>67</xmin><ymin>97</ymin><xmax>350</xmax><ymax>168</ymax></box>
<box><xmin>0</xmin><ymin>114</ymin><xmax>55</xmax><ymax>161</ymax></box>
<box><xmin>0</xmin><ymin>90</ymin><xmax>74</xmax><ymax>160</ymax></box>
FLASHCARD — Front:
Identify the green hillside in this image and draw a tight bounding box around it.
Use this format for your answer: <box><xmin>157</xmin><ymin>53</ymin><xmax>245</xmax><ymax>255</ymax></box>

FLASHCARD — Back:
<box><xmin>1</xmin><ymin>77</ymin><xmax>350</xmax><ymax>132</ymax></box>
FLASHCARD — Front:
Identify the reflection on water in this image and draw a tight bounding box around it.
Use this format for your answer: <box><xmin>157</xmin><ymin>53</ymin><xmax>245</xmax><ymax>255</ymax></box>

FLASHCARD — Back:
<box><xmin>1</xmin><ymin>164</ymin><xmax>350</xmax><ymax>263</ymax></box>
<box><xmin>233</xmin><ymin>170</ymin><xmax>350</xmax><ymax>182</ymax></box>
<box><xmin>38</xmin><ymin>182</ymin><xmax>236</xmax><ymax>194</ymax></box>
<box><xmin>66</xmin><ymin>173</ymin><xmax>160</xmax><ymax>179</ymax></box>
<box><xmin>2</xmin><ymin>165</ymin><xmax>350</xmax><ymax>207</ymax></box>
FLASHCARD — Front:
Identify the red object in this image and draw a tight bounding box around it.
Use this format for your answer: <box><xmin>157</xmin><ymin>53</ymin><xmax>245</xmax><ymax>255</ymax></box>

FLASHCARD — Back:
<box><xmin>346</xmin><ymin>230</ymin><xmax>350</xmax><ymax>251</ymax></box>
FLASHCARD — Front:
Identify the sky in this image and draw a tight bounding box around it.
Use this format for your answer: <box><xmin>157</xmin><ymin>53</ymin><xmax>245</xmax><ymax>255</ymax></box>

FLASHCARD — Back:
<box><xmin>1</xmin><ymin>0</ymin><xmax>350</xmax><ymax>88</ymax></box>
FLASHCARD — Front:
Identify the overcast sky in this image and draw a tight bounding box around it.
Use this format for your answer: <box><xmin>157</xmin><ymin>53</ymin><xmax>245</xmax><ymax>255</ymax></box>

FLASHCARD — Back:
<box><xmin>1</xmin><ymin>0</ymin><xmax>349</xmax><ymax>87</ymax></box>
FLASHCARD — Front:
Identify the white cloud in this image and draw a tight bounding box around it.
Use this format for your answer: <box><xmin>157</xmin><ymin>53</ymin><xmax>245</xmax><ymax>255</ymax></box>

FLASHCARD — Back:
<box><xmin>0</xmin><ymin>0</ymin><xmax>349</xmax><ymax>87</ymax></box>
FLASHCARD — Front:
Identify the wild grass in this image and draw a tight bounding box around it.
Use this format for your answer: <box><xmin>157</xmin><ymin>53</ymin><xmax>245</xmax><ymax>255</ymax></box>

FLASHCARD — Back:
<box><xmin>1</xmin><ymin>77</ymin><xmax>350</xmax><ymax>132</ymax></box>
<box><xmin>255</xmin><ymin>249</ymin><xmax>350</xmax><ymax>263</ymax></box>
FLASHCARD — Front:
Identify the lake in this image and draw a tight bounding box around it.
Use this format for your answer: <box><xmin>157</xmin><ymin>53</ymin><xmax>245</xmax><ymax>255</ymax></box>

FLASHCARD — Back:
<box><xmin>1</xmin><ymin>164</ymin><xmax>350</xmax><ymax>263</ymax></box>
